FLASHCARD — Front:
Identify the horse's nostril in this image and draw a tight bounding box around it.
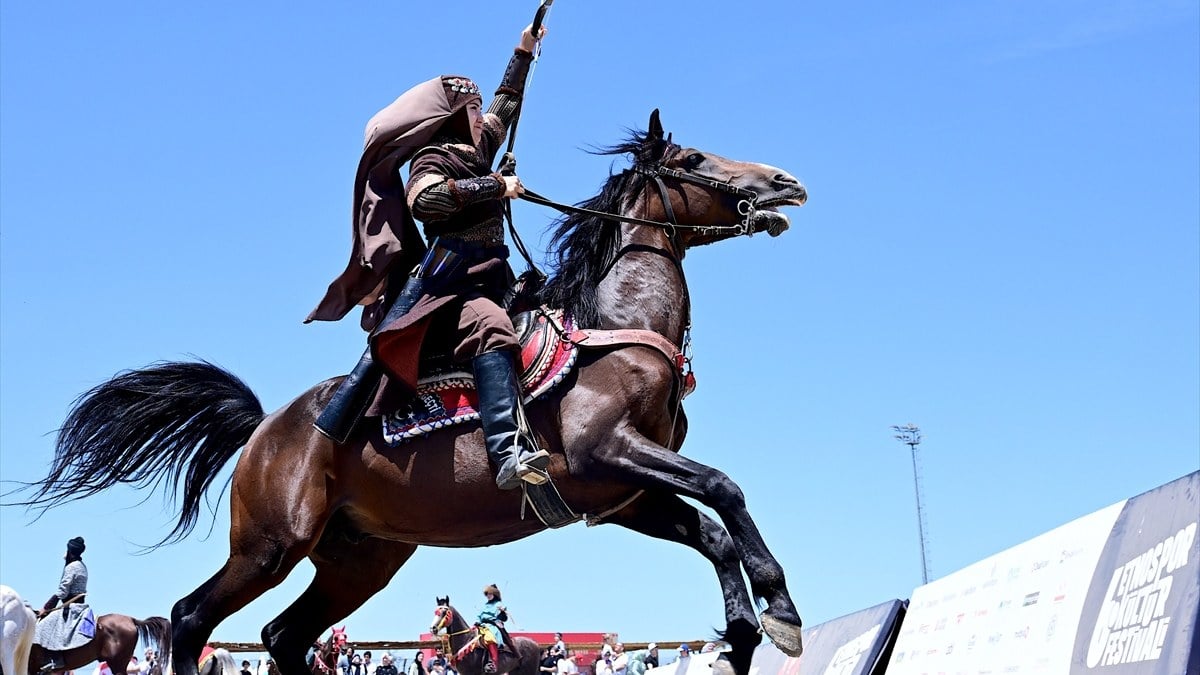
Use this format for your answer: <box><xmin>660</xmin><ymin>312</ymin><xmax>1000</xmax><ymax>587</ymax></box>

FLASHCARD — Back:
<box><xmin>773</xmin><ymin>173</ymin><xmax>799</xmax><ymax>186</ymax></box>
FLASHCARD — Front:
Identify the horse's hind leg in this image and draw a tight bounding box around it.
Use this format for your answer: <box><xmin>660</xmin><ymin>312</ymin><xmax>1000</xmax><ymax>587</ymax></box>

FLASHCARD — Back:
<box><xmin>171</xmin><ymin>545</ymin><xmax>310</xmax><ymax>675</ymax></box>
<box><xmin>603</xmin><ymin>491</ymin><xmax>760</xmax><ymax>675</ymax></box>
<box><xmin>262</xmin><ymin>525</ymin><xmax>417</xmax><ymax>675</ymax></box>
<box><xmin>171</xmin><ymin>447</ymin><xmax>332</xmax><ymax>675</ymax></box>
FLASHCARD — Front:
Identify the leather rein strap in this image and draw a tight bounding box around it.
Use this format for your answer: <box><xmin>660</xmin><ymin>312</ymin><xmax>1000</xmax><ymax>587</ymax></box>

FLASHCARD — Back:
<box><xmin>520</xmin><ymin>158</ymin><xmax>760</xmax><ymax>237</ymax></box>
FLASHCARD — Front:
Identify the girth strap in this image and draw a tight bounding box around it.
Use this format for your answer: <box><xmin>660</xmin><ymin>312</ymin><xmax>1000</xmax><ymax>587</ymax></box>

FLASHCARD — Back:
<box><xmin>566</xmin><ymin>328</ymin><xmax>685</xmax><ymax>373</ymax></box>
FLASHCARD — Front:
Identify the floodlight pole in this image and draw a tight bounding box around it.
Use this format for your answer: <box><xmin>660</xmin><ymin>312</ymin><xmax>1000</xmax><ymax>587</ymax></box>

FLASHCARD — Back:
<box><xmin>892</xmin><ymin>423</ymin><xmax>929</xmax><ymax>585</ymax></box>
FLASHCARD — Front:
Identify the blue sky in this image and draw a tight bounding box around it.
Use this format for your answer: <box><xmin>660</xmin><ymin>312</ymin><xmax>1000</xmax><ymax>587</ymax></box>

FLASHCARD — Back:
<box><xmin>1</xmin><ymin>0</ymin><xmax>1197</xmax><ymax>661</ymax></box>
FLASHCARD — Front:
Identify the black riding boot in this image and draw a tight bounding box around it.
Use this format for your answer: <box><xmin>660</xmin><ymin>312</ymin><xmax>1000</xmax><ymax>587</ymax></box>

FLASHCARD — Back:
<box><xmin>473</xmin><ymin>351</ymin><xmax>551</xmax><ymax>490</ymax></box>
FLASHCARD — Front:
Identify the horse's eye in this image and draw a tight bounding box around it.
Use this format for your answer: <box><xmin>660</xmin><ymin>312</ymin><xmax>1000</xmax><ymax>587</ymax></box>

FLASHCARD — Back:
<box><xmin>684</xmin><ymin>153</ymin><xmax>705</xmax><ymax>169</ymax></box>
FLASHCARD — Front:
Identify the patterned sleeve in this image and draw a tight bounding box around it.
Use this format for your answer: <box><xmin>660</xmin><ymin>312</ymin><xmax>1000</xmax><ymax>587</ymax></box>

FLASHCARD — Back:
<box><xmin>478</xmin><ymin>48</ymin><xmax>534</xmax><ymax>164</ymax></box>
<box><xmin>478</xmin><ymin>113</ymin><xmax>509</xmax><ymax>166</ymax></box>
<box><xmin>406</xmin><ymin>150</ymin><xmax>505</xmax><ymax>223</ymax></box>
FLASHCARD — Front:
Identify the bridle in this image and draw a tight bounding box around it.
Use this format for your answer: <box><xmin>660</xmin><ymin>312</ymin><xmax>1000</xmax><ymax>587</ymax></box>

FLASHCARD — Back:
<box><xmin>506</xmin><ymin>139</ymin><xmax>765</xmax><ymax>288</ymax></box>
<box><xmin>518</xmin><ymin>142</ymin><xmax>762</xmax><ymax>241</ymax></box>
<box><xmin>633</xmin><ymin>145</ymin><xmax>761</xmax><ymax>238</ymax></box>
<box><xmin>430</xmin><ymin>605</ymin><xmax>474</xmax><ymax>662</ymax></box>
<box><xmin>430</xmin><ymin>606</ymin><xmax>452</xmax><ymax>634</ymax></box>
<box><xmin>312</xmin><ymin>634</ymin><xmax>345</xmax><ymax>675</ymax></box>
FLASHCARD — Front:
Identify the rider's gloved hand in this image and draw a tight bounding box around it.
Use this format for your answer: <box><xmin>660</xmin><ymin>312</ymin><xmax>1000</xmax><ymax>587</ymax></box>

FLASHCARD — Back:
<box><xmin>501</xmin><ymin>176</ymin><xmax>524</xmax><ymax>199</ymax></box>
<box><xmin>519</xmin><ymin>24</ymin><xmax>548</xmax><ymax>52</ymax></box>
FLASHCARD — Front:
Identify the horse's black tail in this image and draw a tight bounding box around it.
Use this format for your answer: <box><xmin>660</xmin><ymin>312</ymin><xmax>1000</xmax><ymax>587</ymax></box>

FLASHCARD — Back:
<box><xmin>8</xmin><ymin>360</ymin><xmax>264</xmax><ymax>546</ymax></box>
<box><xmin>138</xmin><ymin>616</ymin><xmax>173</xmax><ymax>672</ymax></box>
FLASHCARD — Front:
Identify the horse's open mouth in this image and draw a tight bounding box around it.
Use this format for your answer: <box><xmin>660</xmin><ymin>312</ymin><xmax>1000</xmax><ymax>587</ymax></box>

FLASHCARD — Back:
<box><xmin>752</xmin><ymin>190</ymin><xmax>806</xmax><ymax>237</ymax></box>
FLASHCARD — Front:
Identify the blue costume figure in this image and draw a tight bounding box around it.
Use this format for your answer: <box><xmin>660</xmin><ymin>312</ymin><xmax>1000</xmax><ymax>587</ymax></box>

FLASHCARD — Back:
<box><xmin>477</xmin><ymin>584</ymin><xmax>509</xmax><ymax>672</ymax></box>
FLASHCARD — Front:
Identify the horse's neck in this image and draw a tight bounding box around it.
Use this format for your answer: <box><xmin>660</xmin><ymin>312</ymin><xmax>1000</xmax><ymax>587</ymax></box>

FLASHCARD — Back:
<box><xmin>318</xmin><ymin>642</ymin><xmax>338</xmax><ymax>670</ymax></box>
<box><xmin>595</xmin><ymin>210</ymin><xmax>689</xmax><ymax>344</ymax></box>
<box><xmin>446</xmin><ymin>606</ymin><xmax>474</xmax><ymax>651</ymax></box>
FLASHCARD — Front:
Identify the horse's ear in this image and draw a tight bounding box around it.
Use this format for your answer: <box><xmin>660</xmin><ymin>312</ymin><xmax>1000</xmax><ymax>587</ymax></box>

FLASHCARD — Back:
<box><xmin>648</xmin><ymin>109</ymin><xmax>664</xmax><ymax>141</ymax></box>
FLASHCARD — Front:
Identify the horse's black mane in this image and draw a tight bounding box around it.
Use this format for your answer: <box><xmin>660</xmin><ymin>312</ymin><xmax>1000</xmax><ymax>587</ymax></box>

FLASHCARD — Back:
<box><xmin>540</xmin><ymin>129</ymin><xmax>666</xmax><ymax>328</ymax></box>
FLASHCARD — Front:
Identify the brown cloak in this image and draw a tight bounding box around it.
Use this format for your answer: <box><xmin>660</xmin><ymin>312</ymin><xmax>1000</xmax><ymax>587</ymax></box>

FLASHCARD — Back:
<box><xmin>306</xmin><ymin>77</ymin><xmax>476</xmax><ymax>326</ymax></box>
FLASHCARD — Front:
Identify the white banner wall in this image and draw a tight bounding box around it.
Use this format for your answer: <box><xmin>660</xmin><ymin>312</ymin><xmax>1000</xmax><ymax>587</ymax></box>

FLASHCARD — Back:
<box><xmin>885</xmin><ymin>471</ymin><xmax>1199</xmax><ymax>675</ymax></box>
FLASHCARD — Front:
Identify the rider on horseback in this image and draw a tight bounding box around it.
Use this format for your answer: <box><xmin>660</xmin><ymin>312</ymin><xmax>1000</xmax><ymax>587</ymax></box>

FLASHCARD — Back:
<box><xmin>307</xmin><ymin>20</ymin><xmax>551</xmax><ymax>491</ymax></box>
<box><xmin>35</xmin><ymin>537</ymin><xmax>93</xmax><ymax>673</ymax></box>
<box><xmin>476</xmin><ymin>584</ymin><xmax>510</xmax><ymax>673</ymax></box>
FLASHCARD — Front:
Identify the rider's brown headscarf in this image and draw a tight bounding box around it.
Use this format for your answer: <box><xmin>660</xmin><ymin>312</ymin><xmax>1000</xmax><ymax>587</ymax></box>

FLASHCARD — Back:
<box><xmin>306</xmin><ymin>76</ymin><xmax>482</xmax><ymax>327</ymax></box>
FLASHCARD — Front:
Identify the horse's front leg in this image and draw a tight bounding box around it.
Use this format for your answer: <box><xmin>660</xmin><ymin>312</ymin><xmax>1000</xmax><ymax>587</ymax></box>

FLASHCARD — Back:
<box><xmin>601</xmin><ymin>491</ymin><xmax>761</xmax><ymax>675</ymax></box>
<box><xmin>595</xmin><ymin>426</ymin><xmax>804</xmax><ymax>657</ymax></box>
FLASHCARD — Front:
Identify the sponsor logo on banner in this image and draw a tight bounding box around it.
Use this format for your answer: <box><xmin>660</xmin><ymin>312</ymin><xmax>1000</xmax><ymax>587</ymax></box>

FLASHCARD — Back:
<box><xmin>1061</xmin><ymin>546</ymin><xmax>1086</xmax><ymax>564</ymax></box>
<box><xmin>1071</xmin><ymin>472</ymin><xmax>1200</xmax><ymax>673</ymax></box>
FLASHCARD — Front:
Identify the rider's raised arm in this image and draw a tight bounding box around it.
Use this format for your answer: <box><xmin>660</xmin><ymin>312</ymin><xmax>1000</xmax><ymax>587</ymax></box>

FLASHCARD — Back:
<box><xmin>480</xmin><ymin>24</ymin><xmax>543</xmax><ymax>163</ymax></box>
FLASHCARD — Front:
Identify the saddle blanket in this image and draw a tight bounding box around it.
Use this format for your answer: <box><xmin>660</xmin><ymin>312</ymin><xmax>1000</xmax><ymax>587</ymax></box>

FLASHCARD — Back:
<box><xmin>382</xmin><ymin>312</ymin><xmax>577</xmax><ymax>445</ymax></box>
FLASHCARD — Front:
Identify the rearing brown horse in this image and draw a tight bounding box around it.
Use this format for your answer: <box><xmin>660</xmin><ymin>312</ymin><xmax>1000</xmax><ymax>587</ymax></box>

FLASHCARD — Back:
<box><xmin>19</xmin><ymin>111</ymin><xmax>807</xmax><ymax>675</ymax></box>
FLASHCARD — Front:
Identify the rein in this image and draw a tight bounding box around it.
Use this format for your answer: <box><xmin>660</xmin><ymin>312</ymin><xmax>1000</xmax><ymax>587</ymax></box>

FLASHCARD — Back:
<box><xmin>520</xmin><ymin>160</ymin><xmax>760</xmax><ymax>237</ymax></box>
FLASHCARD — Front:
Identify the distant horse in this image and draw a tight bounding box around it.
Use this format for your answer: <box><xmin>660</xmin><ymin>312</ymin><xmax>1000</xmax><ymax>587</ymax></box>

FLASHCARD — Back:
<box><xmin>200</xmin><ymin>648</ymin><xmax>239</xmax><ymax>675</ymax></box>
<box><xmin>430</xmin><ymin>599</ymin><xmax>539</xmax><ymax>675</ymax></box>
<box><xmin>308</xmin><ymin>627</ymin><xmax>346</xmax><ymax>675</ymax></box>
<box><xmin>19</xmin><ymin>110</ymin><xmax>807</xmax><ymax>675</ymax></box>
<box><xmin>28</xmin><ymin>613</ymin><xmax>171</xmax><ymax>675</ymax></box>
<box><xmin>1</xmin><ymin>586</ymin><xmax>37</xmax><ymax>675</ymax></box>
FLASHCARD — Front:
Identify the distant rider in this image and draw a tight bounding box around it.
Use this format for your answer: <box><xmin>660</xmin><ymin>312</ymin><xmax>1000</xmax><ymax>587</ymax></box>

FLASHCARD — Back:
<box><xmin>476</xmin><ymin>584</ymin><xmax>512</xmax><ymax>672</ymax></box>
<box><xmin>34</xmin><ymin>537</ymin><xmax>92</xmax><ymax>673</ymax></box>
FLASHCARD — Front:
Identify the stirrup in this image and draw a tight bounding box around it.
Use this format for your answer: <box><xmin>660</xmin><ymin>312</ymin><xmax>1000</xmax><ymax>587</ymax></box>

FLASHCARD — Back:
<box><xmin>519</xmin><ymin>448</ymin><xmax>551</xmax><ymax>470</ymax></box>
<box><xmin>516</xmin><ymin>464</ymin><xmax>549</xmax><ymax>485</ymax></box>
<box><xmin>496</xmin><ymin>464</ymin><xmax>547</xmax><ymax>490</ymax></box>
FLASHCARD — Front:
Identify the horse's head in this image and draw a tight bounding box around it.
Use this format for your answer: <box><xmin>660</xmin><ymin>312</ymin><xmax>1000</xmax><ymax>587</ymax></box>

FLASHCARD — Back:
<box><xmin>330</xmin><ymin>626</ymin><xmax>347</xmax><ymax>653</ymax></box>
<box><xmin>633</xmin><ymin>109</ymin><xmax>806</xmax><ymax>248</ymax></box>
<box><xmin>311</xmin><ymin>628</ymin><xmax>348</xmax><ymax>675</ymax></box>
<box><xmin>431</xmin><ymin>597</ymin><xmax>454</xmax><ymax>633</ymax></box>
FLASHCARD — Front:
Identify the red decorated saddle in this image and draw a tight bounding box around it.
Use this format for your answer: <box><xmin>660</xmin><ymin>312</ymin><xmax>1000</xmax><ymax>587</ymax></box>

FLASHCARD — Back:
<box><xmin>381</xmin><ymin>310</ymin><xmax>578</xmax><ymax>444</ymax></box>
<box><xmin>380</xmin><ymin>308</ymin><xmax>696</xmax><ymax>445</ymax></box>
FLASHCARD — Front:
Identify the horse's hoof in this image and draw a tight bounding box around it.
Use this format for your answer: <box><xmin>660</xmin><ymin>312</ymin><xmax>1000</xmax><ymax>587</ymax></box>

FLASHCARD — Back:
<box><xmin>711</xmin><ymin>656</ymin><xmax>737</xmax><ymax>675</ymax></box>
<box><xmin>760</xmin><ymin>612</ymin><xmax>804</xmax><ymax>657</ymax></box>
